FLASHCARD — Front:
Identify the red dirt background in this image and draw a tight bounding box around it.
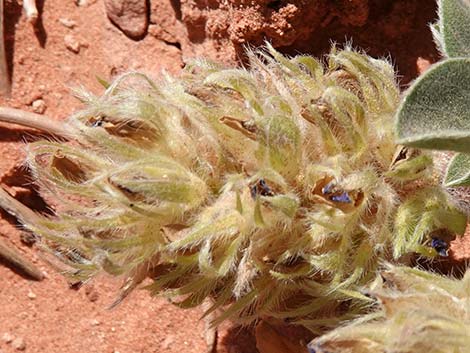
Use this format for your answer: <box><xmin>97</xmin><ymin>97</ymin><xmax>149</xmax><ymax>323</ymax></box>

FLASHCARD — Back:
<box><xmin>0</xmin><ymin>1</ymin><xmax>468</xmax><ymax>352</ymax></box>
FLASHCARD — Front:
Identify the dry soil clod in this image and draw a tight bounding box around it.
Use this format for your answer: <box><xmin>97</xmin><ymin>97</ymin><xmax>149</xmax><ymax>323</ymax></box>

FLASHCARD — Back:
<box><xmin>255</xmin><ymin>321</ymin><xmax>308</xmax><ymax>353</ymax></box>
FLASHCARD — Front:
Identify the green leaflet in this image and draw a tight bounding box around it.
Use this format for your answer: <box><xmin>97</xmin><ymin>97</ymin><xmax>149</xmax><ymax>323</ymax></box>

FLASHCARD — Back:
<box><xmin>438</xmin><ymin>0</ymin><xmax>470</xmax><ymax>57</ymax></box>
<box><xmin>396</xmin><ymin>59</ymin><xmax>470</xmax><ymax>152</ymax></box>
<box><xmin>444</xmin><ymin>153</ymin><xmax>470</xmax><ymax>186</ymax></box>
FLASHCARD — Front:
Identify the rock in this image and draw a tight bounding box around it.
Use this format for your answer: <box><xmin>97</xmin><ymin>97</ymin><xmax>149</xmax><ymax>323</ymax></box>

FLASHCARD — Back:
<box><xmin>148</xmin><ymin>24</ymin><xmax>180</xmax><ymax>45</ymax></box>
<box><xmin>90</xmin><ymin>319</ymin><xmax>101</xmax><ymax>326</ymax></box>
<box><xmin>12</xmin><ymin>337</ymin><xmax>26</xmax><ymax>351</ymax></box>
<box><xmin>64</xmin><ymin>35</ymin><xmax>80</xmax><ymax>53</ymax></box>
<box><xmin>27</xmin><ymin>291</ymin><xmax>37</xmax><ymax>300</ymax></box>
<box><xmin>104</xmin><ymin>0</ymin><xmax>148</xmax><ymax>39</ymax></box>
<box><xmin>2</xmin><ymin>332</ymin><xmax>13</xmax><ymax>344</ymax></box>
<box><xmin>59</xmin><ymin>18</ymin><xmax>76</xmax><ymax>29</ymax></box>
<box><xmin>31</xmin><ymin>99</ymin><xmax>46</xmax><ymax>114</ymax></box>
<box><xmin>335</xmin><ymin>0</ymin><xmax>369</xmax><ymax>27</ymax></box>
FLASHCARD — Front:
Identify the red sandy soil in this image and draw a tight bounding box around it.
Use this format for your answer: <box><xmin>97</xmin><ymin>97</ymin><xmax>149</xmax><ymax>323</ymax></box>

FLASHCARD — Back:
<box><xmin>0</xmin><ymin>1</ymin><xmax>469</xmax><ymax>352</ymax></box>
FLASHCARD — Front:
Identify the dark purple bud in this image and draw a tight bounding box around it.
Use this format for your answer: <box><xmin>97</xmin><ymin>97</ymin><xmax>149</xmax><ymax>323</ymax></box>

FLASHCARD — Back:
<box><xmin>330</xmin><ymin>192</ymin><xmax>352</xmax><ymax>203</ymax></box>
<box><xmin>431</xmin><ymin>238</ymin><xmax>448</xmax><ymax>257</ymax></box>
<box><xmin>250</xmin><ymin>179</ymin><xmax>274</xmax><ymax>199</ymax></box>
<box><xmin>322</xmin><ymin>182</ymin><xmax>335</xmax><ymax>195</ymax></box>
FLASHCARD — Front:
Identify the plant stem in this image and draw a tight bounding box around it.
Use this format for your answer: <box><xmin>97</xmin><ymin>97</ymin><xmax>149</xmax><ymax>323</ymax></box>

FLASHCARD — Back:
<box><xmin>0</xmin><ymin>186</ymin><xmax>40</xmax><ymax>224</ymax></box>
<box><xmin>0</xmin><ymin>186</ymin><xmax>45</xmax><ymax>280</ymax></box>
<box><xmin>0</xmin><ymin>185</ymin><xmax>44</xmax><ymax>280</ymax></box>
<box><xmin>0</xmin><ymin>106</ymin><xmax>68</xmax><ymax>137</ymax></box>
<box><xmin>0</xmin><ymin>236</ymin><xmax>44</xmax><ymax>280</ymax></box>
<box><xmin>0</xmin><ymin>0</ymin><xmax>11</xmax><ymax>96</ymax></box>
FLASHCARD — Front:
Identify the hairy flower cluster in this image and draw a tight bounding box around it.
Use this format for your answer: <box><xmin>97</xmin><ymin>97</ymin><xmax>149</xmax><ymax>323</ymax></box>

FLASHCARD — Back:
<box><xmin>22</xmin><ymin>45</ymin><xmax>465</xmax><ymax>330</ymax></box>
<box><xmin>310</xmin><ymin>265</ymin><xmax>470</xmax><ymax>353</ymax></box>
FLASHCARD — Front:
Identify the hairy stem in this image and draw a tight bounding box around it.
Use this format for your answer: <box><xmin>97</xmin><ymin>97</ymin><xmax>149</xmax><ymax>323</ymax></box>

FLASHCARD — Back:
<box><xmin>0</xmin><ymin>236</ymin><xmax>44</xmax><ymax>280</ymax></box>
<box><xmin>0</xmin><ymin>106</ymin><xmax>68</xmax><ymax>137</ymax></box>
<box><xmin>0</xmin><ymin>186</ymin><xmax>44</xmax><ymax>280</ymax></box>
<box><xmin>0</xmin><ymin>186</ymin><xmax>40</xmax><ymax>224</ymax></box>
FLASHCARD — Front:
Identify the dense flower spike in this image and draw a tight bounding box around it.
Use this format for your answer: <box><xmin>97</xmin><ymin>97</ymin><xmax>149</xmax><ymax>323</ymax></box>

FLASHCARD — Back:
<box><xmin>21</xmin><ymin>45</ymin><xmax>466</xmax><ymax>330</ymax></box>
<box><xmin>309</xmin><ymin>265</ymin><xmax>470</xmax><ymax>353</ymax></box>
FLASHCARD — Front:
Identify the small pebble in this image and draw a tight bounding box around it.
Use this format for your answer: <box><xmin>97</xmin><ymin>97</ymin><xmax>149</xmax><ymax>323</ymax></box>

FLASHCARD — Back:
<box><xmin>85</xmin><ymin>285</ymin><xmax>99</xmax><ymax>302</ymax></box>
<box><xmin>59</xmin><ymin>18</ymin><xmax>76</xmax><ymax>28</ymax></box>
<box><xmin>161</xmin><ymin>335</ymin><xmax>175</xmax><ymax>350</ymax></box>
<box><xmin>31</xmin><ymin>99</ymin><xmax>47</xmax><ymax>114</ymax></box>
<box><xmin>2</xmin><ymin>332</ymin><xmax>13</xmax><ymax>344</ymax></box>
<box><xmin>12</xmin><ymin>337</ymin><xmax>26</xmax><ymax>351</ymax></box>
<box><xmin>64</xmin><ymin>34</ymin><xmax>80</xmax><ymax>53</ymax></box>
<box><xmin>91</xmin><ymin>319</ymin><xmax>100</xmax><ymax>326</ymax></box>
<box><xmin>417</xmin><ymin>57</ymin><xmax>432</xmax><ymax>75</ymax></box>
<box><xmin>18</xmin><ymin>312</ymin><xmax>28</xmax><ymax>320</ymax></box>
<box><xmin>20</xmin><ymin>232</ymin><xmax>37</xmax><ymax>246</ymax></box>
<box><xmin>27</xmin><ymin>291</ymin><xmax>37</xmax><ymax>300</ymax></box>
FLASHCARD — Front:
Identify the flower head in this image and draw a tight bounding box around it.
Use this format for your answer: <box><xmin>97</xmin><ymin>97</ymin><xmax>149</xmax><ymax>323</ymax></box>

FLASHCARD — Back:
<box><xmin>23</xmin><ymin>45</ymin><xmax>465</xmax><ymax>330</ymax></box>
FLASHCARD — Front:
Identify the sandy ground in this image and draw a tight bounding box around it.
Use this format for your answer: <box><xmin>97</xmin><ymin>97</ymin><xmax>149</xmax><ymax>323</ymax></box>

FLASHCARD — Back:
<box><xmin>0</xmin><ymin>1</ymin><xmax>468</xmax><ymax>352</ymax></box>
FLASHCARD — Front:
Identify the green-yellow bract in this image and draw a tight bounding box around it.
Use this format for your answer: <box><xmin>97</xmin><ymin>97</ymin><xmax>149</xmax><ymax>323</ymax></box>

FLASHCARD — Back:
<box><xmin>18</xmin><ymin>44</ymin><xmax>465</xmax><ymax>332</ymax></box>
<box><xmin>310</xmin><ymin>264</ymin><xmax>470</xmax><ymax>353</ymax></box>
